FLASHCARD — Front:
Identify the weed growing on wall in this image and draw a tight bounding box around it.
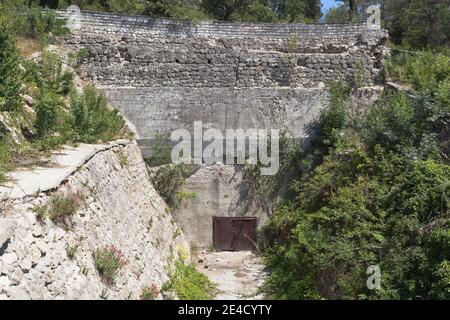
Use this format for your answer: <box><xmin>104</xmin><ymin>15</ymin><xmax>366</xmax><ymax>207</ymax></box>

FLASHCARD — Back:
<box><xmin>152</xmin><ymin>164</ymin><xmax>192</xmax><ymax>209</ymax></box>
<box><xmin>140</xmin><ymin>284</ymin><xmax>160</xmax><ymax>300</ymax></box>
<box><xmin>93</xmin><ymin>246</ymin><xmax>127</xmax><ymax>285</ymax></box>
<box><xmin>32</xmin><ymin>192</ymin><xmax>83</xmax><ymax>229</ymax></box>
<box><xmin>65</xmin><ymin>243</ymin><xmax>79</xmax><ymax>260</ymax></box>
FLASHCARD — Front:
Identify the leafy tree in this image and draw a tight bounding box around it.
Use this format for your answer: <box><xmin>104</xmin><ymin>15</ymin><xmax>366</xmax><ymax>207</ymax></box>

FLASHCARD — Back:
<box><xmin>144</xmin><ymin>0</ymin><xmax>207</xmax><ymax>21</ymax></box>
<box><xmin>331</xmin><ymin>0</ymin><xmax>381</xmax><ymax>21</ymax></box>
<box><xmin>304</xmin><ymin>0</ymin><xmax>322</xmax><ymax>21</ymax></box>
<box><xmin>58</xmin><ymin>0</ymin><xmax>146</xmax><ymax>14</ymax></box>
<box><xmin>384</xmin><ymin>0</ymin><xmax>450</xmax><ymax>49</ymax></box>
<box><xmin>270</xmin><ymin>0</ymin><xmax>312</xmax><ymax>22</ymax></box>
<box><xmin>202</xmin><ymin>0</ymin><xmax>252</xmax><ymax>21</ymax></box>
<box><xmin>203</xmin><ymin>0</ymin><xmax>321</xmax><ymax>22</ymax></box>
<box><xmin>324</xmin><ymin>4</ymin><xmax>350</xmax><ymax>23</ymax></box>
<box><xmin>229</xmin><ymin>1</ymin><xmax>278</xmax><ymax>22</ymax></box>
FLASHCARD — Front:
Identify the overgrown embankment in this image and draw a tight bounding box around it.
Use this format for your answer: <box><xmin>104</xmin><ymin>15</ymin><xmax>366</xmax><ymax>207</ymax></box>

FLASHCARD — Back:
<box><xmin>252</xmin><ymin>51</ymin><xmax>450</xmax><ymax>300</ymax></box>
<box><xmin>0</xmin><ymin>4</ymin><xmax>129</xmax><ymax>184</ymax></box>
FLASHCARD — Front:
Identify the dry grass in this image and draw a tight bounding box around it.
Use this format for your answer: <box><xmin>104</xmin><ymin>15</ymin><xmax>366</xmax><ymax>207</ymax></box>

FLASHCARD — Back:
<box><xmin>16</xmin><ymin>37</ymin><xmax>42</xmax><ymax>58</ymax></box>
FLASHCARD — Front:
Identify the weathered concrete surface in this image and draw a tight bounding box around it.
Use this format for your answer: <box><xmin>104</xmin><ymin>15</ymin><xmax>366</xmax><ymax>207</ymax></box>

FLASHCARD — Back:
<box><xmin>175</xmin><ymin>164</ymin><xmax>267</xmax><ymax>249</ymax></box>
<box><xmin>0</xmin><ymin>141</ymin><xmax>189</xmax><ymax>300</ymax></box>
<box><xmin>196</xmin><ymin>251</ymin><xmax>266</xmax><ymax>300</ymax></box>
<box><xmin>0</xmin><ymin>140</ymin><xmax>128</xmax><ymax>200</ymax></box>
<box><xmin>103</xmin><ymin>87</ymin><xmax>329</xmax><ymax>140</ymax></box>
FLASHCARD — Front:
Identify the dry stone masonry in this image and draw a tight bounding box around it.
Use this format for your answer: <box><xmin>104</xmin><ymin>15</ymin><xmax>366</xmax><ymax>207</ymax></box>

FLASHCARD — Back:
<box><xmin>0</xmin><ymin>141</ymin><xmax>189</xmax><ymax>299</ymax></box>
<box><xmin>61</xmin><ymin>11</ymin><xmax>389</xmax><ymax>140</ymax></box>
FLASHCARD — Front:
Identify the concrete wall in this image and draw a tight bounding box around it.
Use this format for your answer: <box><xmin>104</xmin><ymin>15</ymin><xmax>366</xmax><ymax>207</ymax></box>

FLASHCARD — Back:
<box><xmin>103</xmin><ymin>87</ymin><xmax>329</xmax><ymax>140</ymax></box>
<box><xmin>174</xmin><ymin>164</ymin><xmax>266</xmax><ymax>249</ymax></box>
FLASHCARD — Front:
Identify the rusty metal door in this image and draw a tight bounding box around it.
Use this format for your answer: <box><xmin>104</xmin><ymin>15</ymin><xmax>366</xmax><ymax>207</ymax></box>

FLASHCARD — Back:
<box><xmin>212</xmin><ymin>217</ymin><xmax>257</xmax><ymax>251</ymax></box>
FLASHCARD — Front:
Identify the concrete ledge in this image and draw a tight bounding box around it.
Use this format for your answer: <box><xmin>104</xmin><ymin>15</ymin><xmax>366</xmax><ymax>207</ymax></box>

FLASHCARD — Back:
<box><xmin>0</xmin><ymin>139</ymin><xmax>131</xmax><ymax>200</ymax></box>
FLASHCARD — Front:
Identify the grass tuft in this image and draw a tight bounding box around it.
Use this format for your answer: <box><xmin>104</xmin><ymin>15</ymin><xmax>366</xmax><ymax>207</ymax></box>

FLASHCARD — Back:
<box><xmin>93</xmin><ymin>246</ymin><xmax>127</xmax><ymax>285</ymax></box>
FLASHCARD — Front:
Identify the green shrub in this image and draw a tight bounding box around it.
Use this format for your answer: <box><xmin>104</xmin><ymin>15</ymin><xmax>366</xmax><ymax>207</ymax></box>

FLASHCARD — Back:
<box><xmin>75</xmin><ymin>48</ymin><xmax>90</xmax><ymax>62</ymax></box>
<box><xmin>144</xmin><ymin>0</ymin><xmax>208</xmax><ymax>23</ymax></box>
<box><xmin>161</xmin><ymin>259</ymin><xmax>215</xmax><ymax>300</ymax></box>
<box><xmin>34</xmin><ymin>90</ymin><xmax>62</xmax><ymax>137</ymax></box>
<box><xmin>229</xmin><ymin>2</ymin><xmax>278</xmax><ymax>23</ymax></box>
<box><xmin>33</xmin><ymin>203</ymin><xmax>48</xmax><ymax>221</ymax></box>
<box><xmin>32</xmin><ymin>193</ymin><xmax>81</xmax><ymax>229</ymax></box>
<box><xmin>116</xmin><ymin>149</ymin><xmax>129</xmax><ymax>168</ymax></box>
<box><xmin>242</xmin><ymin>132</ymin><xmax>303</xmax><ymax>214</ymax></box>
<box><xmin>385</xmin><ymin>51</ymin><xmax>450</xmax><ymax>92</ymax></box>
<box><xmin>70</xmin><ymin>85</ymin><xmax>127</xmax><ymax>143</ymax></box>
<box><xmin>65</xmin><ymin>243</ymin><xmax>79</xmax><ymax>259</ymax></box>
<box><xmin>6</xmin><ymin>4</ymin><xmax>68</xmax><ymax>43</ymax></box>
<box><xmin>316</xmin><ymin>82</ymin><xmax>349</xmax><ymax>149</ymax></box>
<box><xmin>93</xmin><ymin>246</ymin><xmax>127</xmax><ymax>285</ymax></box>
<box><xmin>152</xmin><ymin>164</ymin><xmax>190</xmax><ymax>208</ymax></box>
<box><xmin>175</xmin><ymin>190</ymin><xmax>197</xmax><ymax>202</ymax></box>
<box><xmin>60</xmin><ymin>0</ymin><xmax>145</xmax><ymax>15</ymax></box>
<box><xmin>263</xmin><ymin>149</ymin><xmax>450</xmax><ymax>299</ymax></box>
<box><xmin>24</xmin><ymin>51</ymin><xmax>74</xmax><ymax>95</ymax></box>
<box><xmin>144</xmin><ymin>134</ymin><xmax>173</xmax><ymax>167</ymax></box>
<box><xmin>0</xmin><ymin>15</ymin><xmax>23</xmax><ymax>112</ymax></box>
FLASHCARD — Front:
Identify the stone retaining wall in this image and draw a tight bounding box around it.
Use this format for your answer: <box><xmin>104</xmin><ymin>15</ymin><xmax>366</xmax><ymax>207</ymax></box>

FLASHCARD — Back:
<box><xmin>60</xmin><ymin>11</ymin><xmax>388</xmax><ymax>140</ymax></box>
<box><xmin>0</xmin><ymin>141</ymin><xmax>188</xmax><ymax>300</ymax></box>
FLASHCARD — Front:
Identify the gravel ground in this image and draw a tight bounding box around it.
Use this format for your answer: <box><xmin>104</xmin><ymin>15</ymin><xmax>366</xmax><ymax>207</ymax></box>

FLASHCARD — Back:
<box><xmin>196</xmin><ymin>251</ymin><xmax>267</xmax><ymax>300</ymax></box>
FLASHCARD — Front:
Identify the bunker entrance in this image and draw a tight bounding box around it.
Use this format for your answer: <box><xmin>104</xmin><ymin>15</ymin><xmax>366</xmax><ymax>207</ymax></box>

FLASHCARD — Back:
<box><xmin>212</xmin><ymin>217</ymin><xmax>257</xmax><ymax>251</ymax></box>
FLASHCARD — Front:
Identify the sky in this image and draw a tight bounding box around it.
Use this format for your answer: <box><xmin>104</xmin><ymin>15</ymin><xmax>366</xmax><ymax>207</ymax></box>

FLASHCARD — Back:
<box><xmin>321</xmin><ymin>0</ymin><xmax>339</xmax><ymax>14</ymax></box>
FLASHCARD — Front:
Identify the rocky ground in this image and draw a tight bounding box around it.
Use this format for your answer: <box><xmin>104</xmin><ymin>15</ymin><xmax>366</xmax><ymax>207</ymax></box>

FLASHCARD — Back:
<box><xmin>196</xmin><ymin>251</ymin><xmax>267</xmax><ymax>300</ymax></box>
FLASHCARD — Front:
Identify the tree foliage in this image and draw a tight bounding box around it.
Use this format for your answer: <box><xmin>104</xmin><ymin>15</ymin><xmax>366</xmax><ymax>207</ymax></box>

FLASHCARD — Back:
<box><xmin>54</xmin><ymin>0</ymin><xmax>323</xmax><ymax>22</ymax></box>
<box><xmin>262</xmin><ymin>51</ymin><xmax>450</xmax><ymax>300</ymax></box>
<box><xmin>384</xmin><ymin>0</ymin><xmax>450</xmax><ymax>49</ymax></box>
<box><xmin>325</xmin><ymin>0</ymin><xmax>450</xmax><ymax>49</ymax></box>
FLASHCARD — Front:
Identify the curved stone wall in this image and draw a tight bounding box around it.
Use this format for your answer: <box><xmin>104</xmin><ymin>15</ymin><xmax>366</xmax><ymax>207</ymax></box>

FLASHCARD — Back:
<box><xmin>61</xmin><ymin>11</ymin><xmax>389</xmax><ymax>140</ymax></box>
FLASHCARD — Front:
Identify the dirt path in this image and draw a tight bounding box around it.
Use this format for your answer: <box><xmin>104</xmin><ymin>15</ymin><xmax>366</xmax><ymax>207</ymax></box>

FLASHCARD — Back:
<box><xmin>196</xmin><ymin>251</ymin><xmax>267</xmax><ymax>300</ymax></box>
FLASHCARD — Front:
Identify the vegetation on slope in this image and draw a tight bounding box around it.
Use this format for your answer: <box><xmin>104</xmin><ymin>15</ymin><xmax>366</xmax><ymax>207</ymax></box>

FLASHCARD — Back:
<box><xmin>0</xmin><ymin>4</ymin><xmax>128</xmax><ymax>182</ymax></box>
